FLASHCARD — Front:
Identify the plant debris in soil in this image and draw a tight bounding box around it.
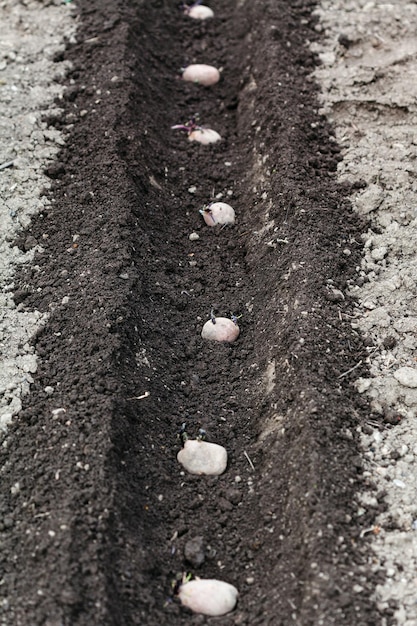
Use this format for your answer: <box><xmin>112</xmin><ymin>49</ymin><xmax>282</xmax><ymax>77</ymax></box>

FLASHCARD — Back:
<box><xmin>0</xmin><ymin>0</ymin><xmax>394</xmax><ymax>624</ymax></box>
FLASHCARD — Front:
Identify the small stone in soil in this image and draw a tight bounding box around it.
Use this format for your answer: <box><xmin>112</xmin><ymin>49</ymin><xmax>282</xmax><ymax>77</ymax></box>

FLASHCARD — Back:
<box><xmin>394</xmin><ymin>367</ymin><xmax>417</xmax><ymax>388</ymax></box>
<box><xmin>184</xmin><ymin>536</ymin><xmax>205</xmax><ymax>567</ymax></box>
<box><xmin>383</xmin><ymin>336</ymin><xmax>397</xmax><ymax>349</ymax></box>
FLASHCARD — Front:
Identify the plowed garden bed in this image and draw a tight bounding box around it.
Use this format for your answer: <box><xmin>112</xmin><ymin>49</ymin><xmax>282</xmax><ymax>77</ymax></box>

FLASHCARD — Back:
<box><xmin>0</xmin><ymin>1</ymin><xmax>386</xmax><ymax>624</ymax></box>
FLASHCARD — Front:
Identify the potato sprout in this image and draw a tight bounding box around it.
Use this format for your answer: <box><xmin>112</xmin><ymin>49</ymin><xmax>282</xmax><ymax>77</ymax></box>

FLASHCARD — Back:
<box><xmin>201</xmin><ymin>311</ymin><xmax>240</xmax><ymax>342</ymax></box>
<box><xmin>181</xmin><ymin>64</ymin><xmax>220</xmax><ymax>86</ymax></box>
<box><xmin>178</xmin><ymin>578</ymin><xmax>238</xmax><ymax>616</ymax></box>
<box><xmin>200</xmin><ymin>202</ymin><xmax>235</xmax><ymax>226</ymax></box>
<box><xmin>183</xmin><ymin>1</ymin><xmax>214</xmax><ymax>20</ymax></box>
<box><xmin>171</xmin><ymin>118</ymin><xmax>221</xmax><ymax>145</ymax></box>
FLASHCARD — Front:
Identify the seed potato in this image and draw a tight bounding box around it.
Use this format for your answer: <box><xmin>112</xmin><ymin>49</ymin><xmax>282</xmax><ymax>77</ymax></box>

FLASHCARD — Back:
<box><xmin>182</xmin><ymin>64</ymin><xmax>220</xmax><ymax>86</ymax></box>
<box><xmin>184</xmin><ymin>4</ymin><xmax>214</xmax><ymax>19</ymax></box>
<box><xmin>188</xmin><ymin>128</ymin><xmax>221</xmax><ymax>144</ymax></box>
<box><xmin>200</xmin><ymin>202</ymin><xmax>235</xmax><ymax>226</ymax></box>
<box><xmin>177</xmin><ymin>439</ymin><xmax>227</xmax><ymax>475</ymax></box>
<box><xmin>201</xmin><ymin>317</ymin><xmax>240</xmax><ymax>342</ymax></box>
<box><xmin>178</xmin><ymin>578</ymin><xmax>238</xmax><ymax>616</ymax></box>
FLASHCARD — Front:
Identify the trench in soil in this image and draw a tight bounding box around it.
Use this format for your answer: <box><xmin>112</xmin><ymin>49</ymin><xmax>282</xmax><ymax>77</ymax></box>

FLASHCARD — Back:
<box><xmin>1</xmin><ymin>0</ymin><xmax>386</xmax><ymax>624</ymax></box>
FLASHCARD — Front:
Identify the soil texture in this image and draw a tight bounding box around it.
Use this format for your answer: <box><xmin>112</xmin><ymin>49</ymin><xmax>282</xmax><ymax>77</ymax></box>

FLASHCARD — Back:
<box><xmin>314</xmin><ymin>2</ymin><xmax>417</xmax><ymax>623</ymax></box>
<box><xmin>0</xmin><ymin>0</ymin><xmax>389</xmax><ymax>624</ymax></box>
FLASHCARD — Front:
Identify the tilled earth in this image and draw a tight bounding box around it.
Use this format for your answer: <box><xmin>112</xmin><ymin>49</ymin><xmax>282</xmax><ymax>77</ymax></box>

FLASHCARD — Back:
<box><xmin>0</xmin><ymin>0</ymin><xmax>391</xmax><ymax>624</ymax></box>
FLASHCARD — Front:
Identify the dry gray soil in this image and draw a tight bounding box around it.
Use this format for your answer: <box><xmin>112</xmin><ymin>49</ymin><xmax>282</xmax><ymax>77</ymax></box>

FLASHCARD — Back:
<box><xmin>315</xmin><ymin>2</ymin><xmax>417</xmax><ymax>623</ymax></box>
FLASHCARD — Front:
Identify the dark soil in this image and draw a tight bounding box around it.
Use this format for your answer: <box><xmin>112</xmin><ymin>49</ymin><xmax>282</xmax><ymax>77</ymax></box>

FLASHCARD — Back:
<box><xmin>0</xmin><ymin>0</ymin><xmax>391</xmax><ymax>624</ymax></box>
